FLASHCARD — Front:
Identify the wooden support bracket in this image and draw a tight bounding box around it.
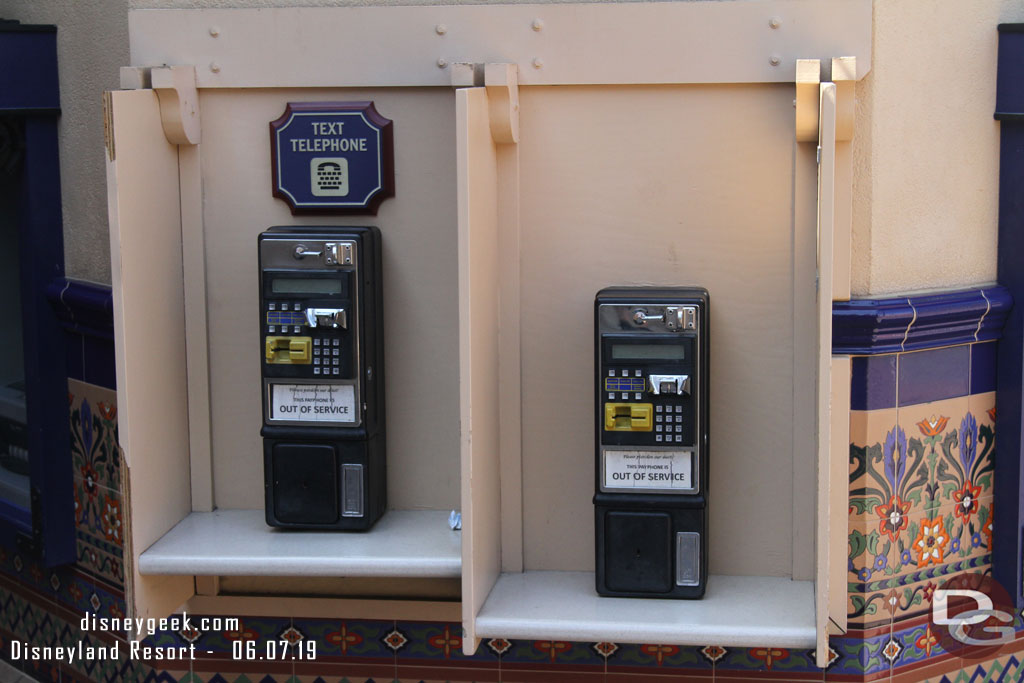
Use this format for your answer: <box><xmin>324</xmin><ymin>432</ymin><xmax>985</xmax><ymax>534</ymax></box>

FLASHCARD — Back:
<box><xmin>451</xmin><ymin>63</ymin><xmax>482</xmax><ymax>88</ymax></box>
<box><xmin>151</xmin><ymin>65</ymin><xmax>201</xmax><ymax>146</ymax></box>
<box><xmin>795</xmin><ymin>59</ymin><xmax>821</xmax><ymax>143</ymax></box>
<box><xmin>484</xmin><ymin>63</ymin><xmax>519</xmax><ymax>145</ymax></box>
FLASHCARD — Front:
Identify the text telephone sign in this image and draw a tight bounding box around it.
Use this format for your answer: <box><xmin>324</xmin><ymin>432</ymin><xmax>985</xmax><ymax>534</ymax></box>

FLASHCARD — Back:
<box><xmin>259</xmin><ymin>226</ymin><xmax>385</xmax><ymax>530</ymax></box>
<box><xmin>594</xmin><ymin>287</ymin><xmax>709</xmax><ymax>599</ymax></box>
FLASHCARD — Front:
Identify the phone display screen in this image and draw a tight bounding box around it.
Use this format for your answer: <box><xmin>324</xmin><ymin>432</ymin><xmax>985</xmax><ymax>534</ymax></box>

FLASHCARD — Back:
<box><xmin>271</xmin><ymin>278</ymin><xmax>343</xmax><ymax>295</ymax></box>
<box><xmin>611</xmin><ymin>344</ymin><xmax>685</xmax><ymax>360</ymax></box>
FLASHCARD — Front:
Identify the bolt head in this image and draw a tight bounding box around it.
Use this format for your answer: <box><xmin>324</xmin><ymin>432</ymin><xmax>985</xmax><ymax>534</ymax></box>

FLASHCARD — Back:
<box><xmin>209</xmin><ymin>26</ymin><xmax>220</xmax><ymax>37</ymax></box>
<box><xmin>768</xmin><ymin>17</ymin><xmax>781</xmax><ymax>29</ymax></box>
<box><xmin>533</xmin><ymin>57</ymin><xmax>544</xmax><ymax>69</ymax></box>
<box><xmin>436</xmin><ymin>23</ymin><xmax>447</xmax><ymax>35</ymax></box>
<box><xmin>532</xmin><ymin>18</ymin><xmax>544</xmax><ymax>31</ymax></box>
<box><xmin>437</xmin><ymin>57</ymin><xmax>448</xmax><ymax>68</ymax></box>
<box><xmin>769</xmin><ymin>55</ymin><xmax>781</xmax><ymax>66</ymax></box>
<box><xmin>210</xmin><ymin>61</ymin><xmax>221</xmax><ymax>73</ymax></box>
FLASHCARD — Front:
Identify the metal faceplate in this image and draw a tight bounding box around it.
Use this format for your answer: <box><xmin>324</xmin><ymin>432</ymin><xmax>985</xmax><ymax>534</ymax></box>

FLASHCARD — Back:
<box><xmin>597</xmin><ymin>302</ymin><xmax>701</xmax><ymax>495</ymax></box>
<box><xmin>260</xmin><ymin>236</ymin><xmax>362</xmax><ymax>427</ymax></box>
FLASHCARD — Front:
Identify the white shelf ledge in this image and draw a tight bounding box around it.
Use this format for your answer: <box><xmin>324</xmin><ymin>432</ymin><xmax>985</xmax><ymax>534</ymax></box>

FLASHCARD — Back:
<box><xmin>138</xmin><ymin>509</ymin><xmax>461</xmax><ymax>578</ymax></box>
<box><xmin>474</xmin><ymin>571</ymin><xmax>815</xmax><ymax>648</ymax></box>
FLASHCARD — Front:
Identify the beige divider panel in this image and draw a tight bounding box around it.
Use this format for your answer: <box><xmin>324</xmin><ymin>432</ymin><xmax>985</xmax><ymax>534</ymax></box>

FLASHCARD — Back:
<box><xmin>814</xmin><ymin>82</ymin><xmax>839</xmax><ymax>668</ymax></box>
<box><xmin>457</xmin><ymin>87</ymin><xmax>503</xmax><ymax>655</ymax></box>
<box><xmin>517</xmin><ymin>84</ymin><xmax>807</xmax><ymax>575</ymax></box>
<box><xmin>105</xmin><ymin>89</ymin><xmax>194</xmax><ymax>622</ymax></box>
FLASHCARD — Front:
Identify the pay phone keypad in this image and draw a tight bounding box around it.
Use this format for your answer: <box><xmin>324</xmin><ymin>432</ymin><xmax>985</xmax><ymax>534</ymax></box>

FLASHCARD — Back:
<box><xmin>265</xmin><ymin>302</ymin><xmax>347</xmax><ymax>376</ymax></box>
<box><xmin>604</xmin><ymin>368</ymin><xmax>688</xmax><ymax>444</ymax></box>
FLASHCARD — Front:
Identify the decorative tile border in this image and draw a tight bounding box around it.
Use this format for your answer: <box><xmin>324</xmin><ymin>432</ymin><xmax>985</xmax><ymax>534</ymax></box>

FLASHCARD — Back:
<box><xmin>68</xmin><ymin>378</ymin><xmax>124</xmax><ymax>590</ymax></box>
<box><xmin>833</xmin><ymin>286</ymin><xmax>1011</xmax><ymax>355</ymax></box>
<box><xmin>3</xmin><ymin>276</ymin><xmax>1017</xmax><ymax>683</ymax></box>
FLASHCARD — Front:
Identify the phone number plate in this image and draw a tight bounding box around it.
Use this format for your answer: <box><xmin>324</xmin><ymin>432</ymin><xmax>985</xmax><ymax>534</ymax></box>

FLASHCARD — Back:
<box><xmin>603</xmin><ymin>450</ymin><xmax>693</xmax><ymax>490</ymax></box>
<box><xmin>270</xmin><ymin>383</ymin><xmax>356</xmax><ymax>423</ymax></box>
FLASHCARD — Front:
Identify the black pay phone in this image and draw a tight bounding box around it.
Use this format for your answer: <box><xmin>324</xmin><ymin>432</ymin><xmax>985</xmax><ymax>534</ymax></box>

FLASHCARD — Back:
<box><xmin>259</xmin><ymin>226</ymin><xmax>385</xmax><ymax>530</ymax></box>
<box><xmin>594</xmin><ymin>287</ymin><xmax>708</xmax><ymax>598</ymax></box>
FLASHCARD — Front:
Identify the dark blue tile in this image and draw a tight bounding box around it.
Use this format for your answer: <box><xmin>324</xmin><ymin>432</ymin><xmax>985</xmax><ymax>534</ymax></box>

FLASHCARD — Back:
<box><xmin>970</xmin><ymin>341</ymin><xmax>998</xmax><ymax>395</ymax></box>
<box><xmin>898</xmin><ymin>345</ymin><xmax>970</xmax><ymax>406</ymax></box>
<box><xmin>291</xmin><ymin>617</ymin><xmax>394</xmax><ymax>659</ymax></box>
<box><xmin>64</xmin><ymin>330</ymin><xmax>84</xmax><ymax>382</ymax></box>
<box><xmin>83</xmin><ymin>335</ymin><xmax>116</xmax><ymax>390</ymax></box>
<box><xmin>715</xmin><ymin>645</ymin><xmax>818</xmax><ymax>673</ymax></box>
<box><xmin>851</xmin><ymin>354</ymin><xmax>897</xmax><ymax>410</ymax></box>
<box><xmin>394</xmin><ymin>621</ymin><xmax>499</xmax><ymax>664</ymax></box>
<box><xmin>501</xmin><ymin>638</ymin><xmax>603</xmax><ymax>667</ymax></box>
<box><xmin>828</xmin><ymin>631</ymin><xmax>892</xmax><ymax>676</ymax></box>
<box><xmin>606</xmin><ymin>642</ymin><xmax>710</xmax><ymax>669</ymax></box>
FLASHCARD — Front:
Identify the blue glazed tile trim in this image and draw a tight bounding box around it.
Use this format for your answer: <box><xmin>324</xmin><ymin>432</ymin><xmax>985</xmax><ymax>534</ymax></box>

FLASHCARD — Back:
<box><xmin>851</xmin><ymin>354</ymin><xmax>898</xmax><ymax>410</ymax></box>
<box><xmin>832</xmin><ymin>286</ymin><xmax>1012</xmax><ymax>355</ymax></box>
<box><xmin>45</xmin><ymin>278</ymin><xmax>114</xmax><ymax>341</ymax></box>
<box><xmin>46</xmin><ymin>278</ymin><xmax>116</xmax><ymax>389</ymax></box>
<box><xmin>898</xmin><ymin>345</ymin><xmax>971</xmax><ymax>406</ymax></box>
<box><xmin>971</xmin><ymin>341</ymin><xmax>998</xmax><ymax>395</ymax></box>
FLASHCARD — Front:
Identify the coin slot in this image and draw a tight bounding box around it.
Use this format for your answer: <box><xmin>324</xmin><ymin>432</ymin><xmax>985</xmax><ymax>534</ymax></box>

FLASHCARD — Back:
<box><xmin>265</xmin><ymin>336</ymin><xmax>312</xmax><ymax>364</ymax></box>
<box><xmin>604</xmin><ymin>403</ymin><xmax>653</xmax><ymax>431</ymax></box>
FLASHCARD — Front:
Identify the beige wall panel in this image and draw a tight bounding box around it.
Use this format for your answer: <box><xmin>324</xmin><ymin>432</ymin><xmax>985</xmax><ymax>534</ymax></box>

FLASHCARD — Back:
<box><xmin>851</xmin><ymin>0</ymin><xmax>1024</xmax><ymax>296</ymax></box>
<box><xmin>517</xmin><ymin>85</ymin><xmax>804</xmax><ymax>576</ymax></box>
<box><xmin>197</xmin><ymin>88</ymin><xmax>460</xmax><ymax>510</ymax></box>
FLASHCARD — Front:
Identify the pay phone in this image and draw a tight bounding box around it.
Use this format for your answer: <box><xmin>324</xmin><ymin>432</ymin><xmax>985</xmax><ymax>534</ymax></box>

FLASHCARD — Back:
<box><xmin>259</xmin><ymin>226</ymin><xmax>385</xmax><ymax>530</ymax></box>
<box><xmin>594</xmin><ymin>287</ymin><xmax>708</xmax><ymax>598</ymax></box>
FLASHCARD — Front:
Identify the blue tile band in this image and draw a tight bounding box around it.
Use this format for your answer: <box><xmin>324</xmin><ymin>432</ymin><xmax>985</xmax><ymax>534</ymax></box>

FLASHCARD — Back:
<box><xmin>46</xmin><ymin>278</ymin><xmax>116</xmax><ymax>389</ymax></box>
<box><xmin>897</xmin><ymin>345</ymin><xmax>971</xmax><ymax>406</ymax></box>
<box><xmin>832</xmin><ymin>286</ymin><xmax>1011</xmax><ymax>355</ymax></box>
<box><xmin>850</xmin><ymin>355</ymin><xmax>897</xmax><ymax>410</ymax></box>
<box><xmin>45</xmin><ymin>278</ymin><xmax>114</xmax><ymax>340</ymax></box>
<box><xmin>971</xmin><ymin>341</ymin><xmax>998</xmax><ymax>394</ymax></box>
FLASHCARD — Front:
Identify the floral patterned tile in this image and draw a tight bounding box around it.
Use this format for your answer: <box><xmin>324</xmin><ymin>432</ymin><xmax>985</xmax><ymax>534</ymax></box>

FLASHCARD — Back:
<box><xmin>72</xmin><ymin>477</ymin><xmax>125</xmax><ymax>587</ymax></box>
<box><xmin>849</xmin><ymin>408</ymin><xmax>897</xmax><ymax>516</ymax></box>
<box><xmin>891</xmin><ymin>500</ymin><xmax>992</xmax><ymax>579</ymax></box>
<box><xmin>900</xmin><ymin>404</ymin><xmax>993</xmax><ymax>517</ymax></box>
<box><xmin>895</xmin><ymin>396</ymin><xmax>970</xmax><ymax>510</ymax></box>
<box><xmin>887</xmin><ymin>620</ymin><xmax>962</xmax><ymax>675</ymax></box>
<box><xmin>69</xmin><ymin>379</ymin><xmax>120</xmax><ymax>494</ymax></box>
<box><xmin>891</xmin><ymin>563</ymin><xmax>993</xmax><ymax>624</ymax></box>
<box><xmin>850</xmin><ymin>420</ymin><xmax>930</xmax><ymax>528</ymax></box>
<box><xmin>968</xmin><ymin>391</ymin><xmax>996</xmax><ymax>488</ymax></box>
<box><xmin>847</xmin><ymin>515</ymin><xmax>897</xmax><ymax>630</ymax></box>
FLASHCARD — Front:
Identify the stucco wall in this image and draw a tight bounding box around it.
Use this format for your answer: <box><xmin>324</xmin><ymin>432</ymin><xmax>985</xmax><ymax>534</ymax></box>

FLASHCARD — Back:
<box><xmin>0</xmin><ymin>1</ymin><xmax>128</xmax><ymax>285</ymax></box>
<box><xmin>851</xmin><ymin>0</ymin><xmax>1024</xmax><ymax>296</ymax></box>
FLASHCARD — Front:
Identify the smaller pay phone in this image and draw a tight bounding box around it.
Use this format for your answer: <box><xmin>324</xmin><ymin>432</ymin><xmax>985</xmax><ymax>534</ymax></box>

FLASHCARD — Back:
<box><xmin>594</xmin><ymin>287</ymin><xmax>708</xmax><ymax>598</ymax></box>
<box><xmin>259</xmin><ymin>226</ymin><xmax>385</xmax><ymax>530</ymax></box>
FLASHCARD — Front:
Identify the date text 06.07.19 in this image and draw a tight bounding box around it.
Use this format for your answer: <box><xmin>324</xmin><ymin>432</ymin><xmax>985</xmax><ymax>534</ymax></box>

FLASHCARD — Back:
<box><xmin>231</xmin><ymin>640</ymin><xmax>317</xmax><ymax>661</ymax></box>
